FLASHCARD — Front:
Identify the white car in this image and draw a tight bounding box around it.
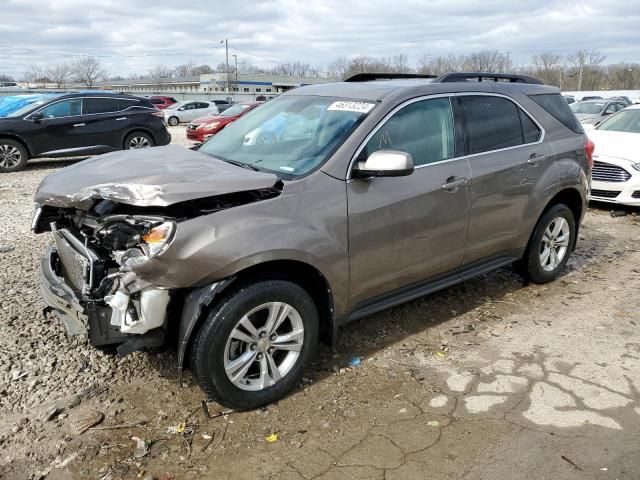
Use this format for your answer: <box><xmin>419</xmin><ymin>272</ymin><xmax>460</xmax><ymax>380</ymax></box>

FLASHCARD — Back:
<box><xmin>587</xmin><ymin>105</ymin><xmax>640</xmax><ymax>206</ymax></box>
<box><xmin>163</xmin><ymin>101</ymin><xmax>219</xmax><ymax>126</ymax></box>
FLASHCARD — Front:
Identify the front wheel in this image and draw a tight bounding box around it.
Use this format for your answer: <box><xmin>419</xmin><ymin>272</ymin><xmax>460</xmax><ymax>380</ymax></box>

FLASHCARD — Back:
<box><xmin>191</xmin><ymin>280</ymin><xmax>319</xmax><ymax>409</ymax></box>
<box><xmin>167</xmin><ymin>116</ymin><xmax>179</xmax><ymax>126</ymax></box>
<box><xmin>522</xmin><ymin>204</ymin><xmax>576</xmax><ymax>284</ymax></box>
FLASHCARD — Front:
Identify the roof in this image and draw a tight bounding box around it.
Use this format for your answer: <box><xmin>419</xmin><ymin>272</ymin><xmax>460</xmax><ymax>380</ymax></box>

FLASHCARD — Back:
<box><xmin>288</xmin><ymin>78</ymin><xmax>558</xmax><ymax>102</ymax></box>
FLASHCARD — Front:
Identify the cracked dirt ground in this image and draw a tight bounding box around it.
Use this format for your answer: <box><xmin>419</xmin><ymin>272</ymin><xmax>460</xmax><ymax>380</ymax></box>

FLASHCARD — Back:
<box><xmin>1</xmin><ymin>151</ymin><xmax>639</xmax><ymax>479</ymax></box>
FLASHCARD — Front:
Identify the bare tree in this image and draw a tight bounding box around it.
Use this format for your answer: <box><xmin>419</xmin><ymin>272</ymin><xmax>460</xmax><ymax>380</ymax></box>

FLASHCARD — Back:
<box><xmin>532</xmin><ymin>53</ymin><xmax>562</xmax><ymax>86</ymax></box>
<box><xmin>71</xmin><ymin>56</ymin><xmax>107</xmax><ymax>88</ymax></box>
<box><xmin>23</xmin><ymin>65</ymin><xmax>47</xmax><ymax>88</ymax></box>
<box><xmin>148</xmin><ymin>65</ymin><xmax>173</xmax><ymax>87</ymax></box>
<box><xmin>566</xmin><ymin>49</ymin><xmax>606</xmax><ymax>91</ymax></box>
<box><xmin>47</xmin><ymin>63</ymin><xmax>71</xmax><ymax>88</ymax></box>
<box><xmin>326</xmin><ymin>57</ymin><xmax>349</xmax><ymax>81</ymax></box>
<box><xmin>465</xmin><ymin>50</ymin><xmax>512</xmax><ymax>73</ymax></box>
<box><xmin>0</xmin><ymin>73</ymin><xmax>14</xmax><ymax>82</ymax></box>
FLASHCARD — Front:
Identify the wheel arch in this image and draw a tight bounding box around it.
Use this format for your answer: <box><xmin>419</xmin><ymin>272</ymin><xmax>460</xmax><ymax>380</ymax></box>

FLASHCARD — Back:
<box><xmin>0</xmin><ymin>134</ymin><xmax>32</xmax><ymax>156</ymax></box>
<box><xmin>541</xmin><ymin>188</ymin><xmax>584</xmax><ymax>250</ymax></box>
<box><xmin>176</xmin><ymin>259</ymin><xmax>335</xmax><ymax>378</ymax></box>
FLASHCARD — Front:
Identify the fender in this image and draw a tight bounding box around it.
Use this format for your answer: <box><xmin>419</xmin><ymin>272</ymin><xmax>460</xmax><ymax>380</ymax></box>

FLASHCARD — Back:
<box><xmin>176</xmin><ymin>276</ymin><xmax>236</xmax><ymax>384</ymax></box>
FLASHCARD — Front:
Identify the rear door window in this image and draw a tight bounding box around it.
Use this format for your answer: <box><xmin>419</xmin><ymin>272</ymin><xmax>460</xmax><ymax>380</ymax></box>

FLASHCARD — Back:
<box><xmin>520</xmin><ymin>109</ymin><xmax>541</xmax><ymax>143</ymax></box>
<box><xmin>462</xmin><ymin>96</ymin><xmax>524</xmax><ymax>154</ymax></box>
<box><xmin>361</xmin><ymin>97</ymin><xmax>455</xmax><ymax>167</ymax></box>
<box><xmin>84</xmin><ymin>98</ymin><xmax>120</xmax><ymax>114</ymax></box>
<box><xmin>118</xmin><ymin>99</ymin><xmax>140</xmax><ymax>111</ymax></box>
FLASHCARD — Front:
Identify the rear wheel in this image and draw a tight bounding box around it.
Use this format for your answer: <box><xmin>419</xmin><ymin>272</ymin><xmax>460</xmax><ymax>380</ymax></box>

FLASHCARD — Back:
<box><xmin>125</xmin><ymin>132</ymin><xmax>154</xmax><ymax>150</ymax></box>
<box><xmin>0</xmin><ymin>139</ymin><xmax>28</xmax><ymax>173</ymax></box>
<box><xmin>522</xmin><ymin>204</ymin><xmax>575</xmax><ymax>283</ymax></box>
<box><xmin>190</xmin><ymin>280</ymin><xmax>319</xmax><ymax>409</ymax></box>
<box><xmin>167</xmin><ymin>116</ymin><xmax>179</xmax><ymax>126</ymax></box>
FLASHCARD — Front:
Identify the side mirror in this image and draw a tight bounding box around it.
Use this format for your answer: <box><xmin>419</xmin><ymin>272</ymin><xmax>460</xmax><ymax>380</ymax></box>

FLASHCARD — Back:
<box><xmin>353</xmin><ymin>150</ymin><xmax>414</xmax><ymax>178</ymax></box>
<box><xmin>30</xmin><ymin>112</ymin><xmax>44</xmax><ymax>121</ymax></box>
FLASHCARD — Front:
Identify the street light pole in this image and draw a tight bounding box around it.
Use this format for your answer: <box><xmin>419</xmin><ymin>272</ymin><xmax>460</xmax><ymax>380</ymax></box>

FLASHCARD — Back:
<box><xmin>232</xmin><ymin>54</ymin><xmax>238</xmax><ymax>94</ymax></box>
<box><xmin>225</xmin><ymin>38</ymin><xmax>230</xmax><ymax>93</ymax></box>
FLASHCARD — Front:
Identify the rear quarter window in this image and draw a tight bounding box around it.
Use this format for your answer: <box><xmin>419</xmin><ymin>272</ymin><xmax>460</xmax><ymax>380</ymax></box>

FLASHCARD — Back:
<box><xmin>529</xmin><ymin>93</ymin><xmax>583</xmax><ymax>133</ymax></box>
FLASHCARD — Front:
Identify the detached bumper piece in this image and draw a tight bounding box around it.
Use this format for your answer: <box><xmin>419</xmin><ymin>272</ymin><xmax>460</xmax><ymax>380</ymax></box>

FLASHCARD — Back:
<box><xmin>39</xmin><ymin>228</ymin><xmax>170</xmax><ymax>355</ymax></box>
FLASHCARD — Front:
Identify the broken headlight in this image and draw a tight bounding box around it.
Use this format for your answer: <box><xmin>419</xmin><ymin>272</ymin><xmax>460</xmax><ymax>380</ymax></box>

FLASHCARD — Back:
<box><xmin>105</xmin><ymin>219</ymin><xmax>175</xmax><ymax>269</ymax></box>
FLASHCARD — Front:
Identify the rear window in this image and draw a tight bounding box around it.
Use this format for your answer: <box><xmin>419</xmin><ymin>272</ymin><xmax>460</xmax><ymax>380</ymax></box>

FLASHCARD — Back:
<box><xmin>84</xmin><ymin>98</ymin><xmax>120</xmax><ymax>114</ymax></box>
<box><xmin>529</xmin><ymin>93</ymin><xmax>583</xmax><ymax>133</ymax></box>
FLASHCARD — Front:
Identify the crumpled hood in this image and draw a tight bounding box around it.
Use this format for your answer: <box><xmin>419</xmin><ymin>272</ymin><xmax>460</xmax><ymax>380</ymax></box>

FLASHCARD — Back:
<box><xmin>34</xmin><ymin>145</ymin><xmax>278</xmax><ymax>209</ymax></box>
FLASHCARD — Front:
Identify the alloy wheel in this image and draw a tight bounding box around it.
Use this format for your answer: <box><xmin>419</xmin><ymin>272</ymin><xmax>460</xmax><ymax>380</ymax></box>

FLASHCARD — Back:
<box><xmin>223</xmin><ymin>302</ymin><xmax>304</xmax><ymax>391</ymax></box>
<box><xmin>129</xmin><ymin>136</ymin><xmax>150</xmax><ymax>149</ymax></box>
<box><xmin>0</xmin><ymin>144</ymin><xmax>22</xmax><ymax>169</ymax></box>
<box><xmin>539</xmin><ymin>217</ymin><xmax>570</xmax><ymax>271</ymax></box>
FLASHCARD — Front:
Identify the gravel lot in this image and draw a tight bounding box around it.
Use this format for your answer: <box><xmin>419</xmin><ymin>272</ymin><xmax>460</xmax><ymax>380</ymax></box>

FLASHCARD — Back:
<box><xmin>1</xmin><ymin>127</ymin><xmax>639</xmax><ymax>479</ymax></box>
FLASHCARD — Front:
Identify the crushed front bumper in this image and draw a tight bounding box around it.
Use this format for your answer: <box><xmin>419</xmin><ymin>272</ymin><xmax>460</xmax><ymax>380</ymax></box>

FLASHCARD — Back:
<box><xmin>39</xmin><ymin>241</ymin><xmax>169</xmax><ymax>353</ymax></box>
<box><xmin>40</xmin><ymin>245</ymin><xmax>89</xmax><ymax>336</ymax></box>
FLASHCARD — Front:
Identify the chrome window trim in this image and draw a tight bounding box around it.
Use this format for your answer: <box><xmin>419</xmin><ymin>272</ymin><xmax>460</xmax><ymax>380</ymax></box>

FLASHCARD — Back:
<box><xmin>25</xmin><ymin>96</ymin><xmax>149</xmax><ymax>119</ymax></box>
<box><xmin>347</xmin><ymin>92</ymin><xmax>546</xmax><ymax>180</ymax></box>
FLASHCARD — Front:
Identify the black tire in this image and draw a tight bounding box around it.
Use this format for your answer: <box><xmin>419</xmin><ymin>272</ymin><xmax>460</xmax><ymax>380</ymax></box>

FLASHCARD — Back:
<box><xmin>124</xmin><ymin>132</ymin><xmax>155</xmax><ymax>150</ymax></box>
<box><xmin>0</xmin><ymin>139</ymin><xmax>28</xmax><ymax>173</ymax></box>
<box><xmin>167</xmin><ymin>116</ymin><xmax>179</xmax><ymax>126</ymax></box>
<box><xmin>522</xmin><ymin>204</ymin><xmax>576</xmax><ymax>284</ymax></box>
<box><xmin>190</xmin><ymin>280</ymin><xmax>319</xmax><ymax>409</ymax></box>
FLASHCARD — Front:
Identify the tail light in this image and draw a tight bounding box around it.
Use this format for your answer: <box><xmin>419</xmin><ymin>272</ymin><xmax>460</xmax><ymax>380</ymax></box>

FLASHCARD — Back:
<box><xmin>584</xmin><ymin>138</ymin><xmax>595</xmax><ymax>170</ymax></box>
<box><xmin>151</xmin><ymin>111</ymin><xmax>165</xmax><ymax>119</ymax></box>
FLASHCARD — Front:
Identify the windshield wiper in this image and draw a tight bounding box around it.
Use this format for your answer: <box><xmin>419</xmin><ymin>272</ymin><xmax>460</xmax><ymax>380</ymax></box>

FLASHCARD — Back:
<box><xmin>222</xmin><ymin>158</ymin><xmax>260</xmax><ymax>171</ymax></box>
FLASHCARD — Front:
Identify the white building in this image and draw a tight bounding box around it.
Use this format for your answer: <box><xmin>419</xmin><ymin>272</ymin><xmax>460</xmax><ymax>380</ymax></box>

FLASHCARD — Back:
<box><xmin>101</xmin><ymin>73</ymin><xmax>331</xmax><ymax>100</ymax></box>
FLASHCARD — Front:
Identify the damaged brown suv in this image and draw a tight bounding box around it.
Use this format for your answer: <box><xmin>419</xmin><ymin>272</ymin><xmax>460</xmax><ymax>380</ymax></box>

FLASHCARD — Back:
<box><xmin>34</xmin><ymin>73</ymin><xmax>592</xmax><ymax>409</ymax></box>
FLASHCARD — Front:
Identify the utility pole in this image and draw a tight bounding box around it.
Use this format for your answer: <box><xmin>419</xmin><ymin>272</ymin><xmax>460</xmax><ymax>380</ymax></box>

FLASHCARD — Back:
<box><xmin>225</xmin><ymin>38</ymin><xmax>230</xmax><ymax>93</ymax></box>
<box><xmin>578</xmin><ymin>62</ymin><xmax>583</xmax><ymax>92</ymax></box>
<box><xmin>232</xmin><ymin>54</ymin><xmax>238</xmax><ymax>92</ymax></box>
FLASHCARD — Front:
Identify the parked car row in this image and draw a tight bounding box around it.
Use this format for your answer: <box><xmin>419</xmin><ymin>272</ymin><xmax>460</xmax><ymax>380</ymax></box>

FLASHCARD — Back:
<box><xmin>186</xmin><ymin>101</ymin><xmax>263</xmax><ymax>142</ymax></box>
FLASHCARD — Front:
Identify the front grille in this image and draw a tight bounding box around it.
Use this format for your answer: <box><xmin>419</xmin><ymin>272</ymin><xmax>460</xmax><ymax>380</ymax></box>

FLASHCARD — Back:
<box><xmin>592</xmin><ymin>161</ymin><xmax>631</xmax><ymax>183</ymax></box>
<box><xmin>591</xmin><ymin>189</ymin><xmax>621</xmax><ymax>199</ymax></box>
<box><xmin>54</xmin><ymin>229</ymin><xmax>101</xmax><ymax>293</ymax></box>
<box><xmin>632</xmin><ymin>191</ymin><xmax>640</xmax><ymax>199</ymax></box>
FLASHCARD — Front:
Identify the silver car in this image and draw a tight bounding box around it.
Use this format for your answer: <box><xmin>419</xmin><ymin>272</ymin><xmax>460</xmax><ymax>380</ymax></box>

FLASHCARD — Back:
<box><xmin>571</xmin><ymin>99</ymin><xmax>626</xmax><ymax>126</ymax></box>
<box><xmin>164</xmin><ymin>101</ymin><xmax>219</xmax><ymax>126</ymax></box>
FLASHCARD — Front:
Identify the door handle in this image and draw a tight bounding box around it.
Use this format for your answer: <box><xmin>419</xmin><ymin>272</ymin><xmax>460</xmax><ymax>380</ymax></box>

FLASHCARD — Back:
<box><xmin>528</xmin><ymin>153</ymin><xmax>544</xmax><ymax>165</ymax></box>
<box><xmin>73</xmin><ymin>123</ymin><xmax>85</xmax><ymax>127</ymax></box>
<box><xmin>442</xmin><ymin>176</ymin><xmax>468</xmax><ymax>192</ymax></box>
<box><xmin>115</xmin><ymin>117</ymin><xmax>127</xmax><ymax>121</ymax></box>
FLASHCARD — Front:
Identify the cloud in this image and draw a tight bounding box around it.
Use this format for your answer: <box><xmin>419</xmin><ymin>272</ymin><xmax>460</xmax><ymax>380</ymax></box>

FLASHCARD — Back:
<box><xmin>0</xmin><ymin>0</ymin><xmax>638</xmax><ymax>78</ymax></box>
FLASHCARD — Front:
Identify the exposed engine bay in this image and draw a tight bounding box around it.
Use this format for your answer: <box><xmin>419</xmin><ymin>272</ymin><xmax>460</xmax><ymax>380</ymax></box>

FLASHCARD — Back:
<box><xmin>34</xmin><ymin>186</ymin><xmax>281</xmax><ymax>355</ymax></box>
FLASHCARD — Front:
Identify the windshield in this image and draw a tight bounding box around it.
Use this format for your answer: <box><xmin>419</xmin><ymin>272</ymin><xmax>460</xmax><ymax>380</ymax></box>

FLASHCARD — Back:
<box><xmin>571</xmin><ymin>102</ymin><xmax>605</xmax><ymax>114</ymax></box>
<box><xmin>596</xmin><ymin>110</ymin><xmax>640</xmax><ymax>133</ymax></box>
<box><xmin>198</xmin><ymin>95</ymin><xmax>375</xmax><ymax>177</ymax></box>
<box><xmin>221</xmin><ymin>103</ymin><xmax>253</xmax><ymax>117</ymax></box>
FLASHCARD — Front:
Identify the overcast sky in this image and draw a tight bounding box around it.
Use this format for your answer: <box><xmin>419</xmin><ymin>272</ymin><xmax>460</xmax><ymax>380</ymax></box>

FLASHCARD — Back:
<box><xmin>2</xmin><ymin>0</ymin><xmax>639</xmax><ymax>78</ymax></box>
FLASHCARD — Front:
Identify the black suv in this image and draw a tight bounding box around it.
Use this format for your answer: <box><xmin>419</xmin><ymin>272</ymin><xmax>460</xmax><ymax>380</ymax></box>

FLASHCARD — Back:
<box><xmin>0</xmin><ymin>93</ymin><xmax>171</xmax><ymax>172</ymax></box>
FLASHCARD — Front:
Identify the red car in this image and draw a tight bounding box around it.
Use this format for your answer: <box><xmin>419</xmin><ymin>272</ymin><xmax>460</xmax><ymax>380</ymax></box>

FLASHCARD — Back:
<box><xmin>149</xmin><ymin>96</ymin><xmax>177</xmax><ymax>109</ymax></box>
<box><xmin>186</xmin><ymin>101</ymin><xmax>262</xmax><ymax>142</ymax></box>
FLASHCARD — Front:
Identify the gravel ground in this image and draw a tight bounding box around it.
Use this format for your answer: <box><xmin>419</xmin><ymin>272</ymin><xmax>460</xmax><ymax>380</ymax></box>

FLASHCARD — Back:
<box><xmin>0</xmin><ymin>131</ymin><xmax>639</xmax><ymax>479</ymax></box>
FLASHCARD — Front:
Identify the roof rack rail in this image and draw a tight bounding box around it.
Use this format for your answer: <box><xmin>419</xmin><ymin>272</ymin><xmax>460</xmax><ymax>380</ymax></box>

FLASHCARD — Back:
<box><xmin>433</xmin><ymin>72</ymin><xmax>543</xmax><ymax>85</ymax></box>
<box><xmin>344</xmin><ymin>73</ymin><xmax>437</xmax><ymax>82</ymax></box>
